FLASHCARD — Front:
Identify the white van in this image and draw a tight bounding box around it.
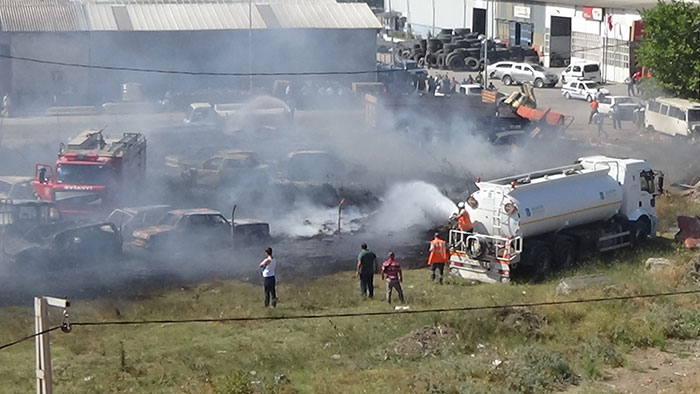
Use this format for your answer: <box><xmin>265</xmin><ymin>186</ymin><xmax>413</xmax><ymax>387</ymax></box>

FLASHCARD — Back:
<box><xmin>645</xmin><ymin>97</ymin><xmax>700</xmax><ymax>137</ymax></box>
<box><xmin>560</xmin><ymin>62</ymin><xmax>602</xmax><ymax>84</ymax></box>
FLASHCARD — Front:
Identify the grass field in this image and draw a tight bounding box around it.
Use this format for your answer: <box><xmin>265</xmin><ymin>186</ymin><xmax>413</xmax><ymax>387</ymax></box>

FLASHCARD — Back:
<box><xmin>1</xmin><ymin>195</ymin><xmax>699</xmax><ymax>394</ymax></box>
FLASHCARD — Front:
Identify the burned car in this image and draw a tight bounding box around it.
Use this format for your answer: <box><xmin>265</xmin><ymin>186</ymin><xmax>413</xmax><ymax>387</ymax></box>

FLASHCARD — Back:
<box><xmin>131</xmin><ymin>208</ymin><xmax>269</xmax><ymax>251</ymax></box>
<box><xmin>0</xmin><ymin>176</ymin><xmax>35</xmax><ymax>200</ymax></box>
<box><xmin>106</xmin><ymin>205</ymin><xmax>171</xmax><ymax>240</ymax></box>
<box><xmin>178</xmin><ymin>150</ymin><xmax>270</xmax><ymax>190</ymax></box>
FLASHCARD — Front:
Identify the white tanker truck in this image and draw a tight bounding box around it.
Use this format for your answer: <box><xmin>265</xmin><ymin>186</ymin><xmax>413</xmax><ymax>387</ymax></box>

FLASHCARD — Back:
<box><xmin>449</xmin><ymin>156</ymin><xmax>664</xmax><ymax>283</ymax></box>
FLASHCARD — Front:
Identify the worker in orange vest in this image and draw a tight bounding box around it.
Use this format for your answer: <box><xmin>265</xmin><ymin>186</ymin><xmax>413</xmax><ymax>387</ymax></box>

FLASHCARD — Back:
<box><xmin>427</xmin><ymin>232</ymin><xmax>449</xmax><ymax>284</ymax></box>
<box><xmin>455</xmin><ymin>202</ymin><xmax>473</xmax><ymax>232</ymax></box>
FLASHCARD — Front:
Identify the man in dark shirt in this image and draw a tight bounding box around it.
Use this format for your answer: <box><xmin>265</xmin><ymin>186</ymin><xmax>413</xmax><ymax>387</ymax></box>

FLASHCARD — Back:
<box><xmin>356</xmin><ymin>243</ymin><xmax>377</xmax><ymax>299</ymax></box>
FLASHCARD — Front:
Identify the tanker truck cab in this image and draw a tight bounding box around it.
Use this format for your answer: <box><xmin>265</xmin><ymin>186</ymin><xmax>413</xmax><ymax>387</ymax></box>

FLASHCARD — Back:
<box><xmin>449</xmin><ymin>156</ymin><xmax>662</xmax><ymax>284</ymax></box>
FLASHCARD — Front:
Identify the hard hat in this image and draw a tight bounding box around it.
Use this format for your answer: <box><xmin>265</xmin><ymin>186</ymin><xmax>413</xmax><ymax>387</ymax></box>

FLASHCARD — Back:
<box><xmin>457</xmin><ymin>202</ymin><xmax>465</xmax><ymax>208</ymax></box>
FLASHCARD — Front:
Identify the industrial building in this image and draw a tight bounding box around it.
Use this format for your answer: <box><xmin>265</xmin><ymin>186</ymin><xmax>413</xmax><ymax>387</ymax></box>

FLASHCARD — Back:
<box><xmin>0</xmin><ymin>0</ymin><xmax>380</xmax><ymax>110</ymax></box>
<box><xmin>386</xmin><ymin>0</ymin><xmax>657</xmax><ymax>82</ymax></box>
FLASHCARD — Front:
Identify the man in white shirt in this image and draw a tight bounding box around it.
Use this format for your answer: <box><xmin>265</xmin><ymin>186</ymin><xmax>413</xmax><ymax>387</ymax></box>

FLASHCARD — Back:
<box><xmin>259</xmin><ymin>247</ymin><xmax>278</xmax><ymax>307</ymax></box>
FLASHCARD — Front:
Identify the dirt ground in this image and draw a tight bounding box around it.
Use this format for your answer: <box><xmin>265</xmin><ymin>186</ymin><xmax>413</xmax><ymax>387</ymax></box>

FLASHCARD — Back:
<box><xmin>561</xmin><ymin>340</ymin><xmax>700</xmax><ymax>394</ymax></box>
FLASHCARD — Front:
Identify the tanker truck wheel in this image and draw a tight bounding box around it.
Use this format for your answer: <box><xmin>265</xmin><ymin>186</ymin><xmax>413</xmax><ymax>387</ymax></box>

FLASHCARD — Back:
<box><xmin>530</xmin><ymin>243</ymin><xmax>553</xmax><ymax>281</ymax></box>
<box><xmin>553</xmin><ymin>237</ymin><xmax>576</xmax><ymax>269</ymax></box>
<box><xmin>466</xmin><ymin>237</ymin><xmax>486</xmax><ymax>260</ymax></box>
<box><xmin>631</xmin><ymin>216</ymin><xmax>651</xmax><ymax>245</ymax></box>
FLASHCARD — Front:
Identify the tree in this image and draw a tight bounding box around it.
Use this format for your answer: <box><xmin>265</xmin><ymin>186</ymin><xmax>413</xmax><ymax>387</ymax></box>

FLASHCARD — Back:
<box><xmin>636</xmin><ymin>1</ymin><xmax>700</xmax><ymax>100</ymax></box>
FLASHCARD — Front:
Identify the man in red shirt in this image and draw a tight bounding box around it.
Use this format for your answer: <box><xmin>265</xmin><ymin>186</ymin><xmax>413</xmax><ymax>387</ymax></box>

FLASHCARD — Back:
<box><xmin>381</xmin><ymin>252</ymin><xmax>405</xmax><ymax>304</ymax></box>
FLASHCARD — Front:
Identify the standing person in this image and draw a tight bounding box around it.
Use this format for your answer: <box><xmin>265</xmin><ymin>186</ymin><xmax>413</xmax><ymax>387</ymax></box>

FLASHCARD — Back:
<box><xmin>588</xmin><ymin>100</ymin><xmax>599</xmax><ymax>124</ymax></box>
<box><xmin>381</xmin><ymin>252</ymin><xmax>405</xmax><ymax>304</ymax></box>
<box><xmin>611</xmin><ymin>102</ymin><xmax>622</xmax><ymax>130</ymax></box>
<box><xmin>625</xmin><ymin>76</ymin><xmax>635</xmax><ymax>97</ymax></box>
<box><xmin>454</xmin><ymin>202</ymin><xmax>473</xmax><ymax>232</ymax></box>
<box><xmin>593</xmin><ymin>111</ymin><xmax>608</xmax><ymax>139</ymax></box>
<box><xmin>259</xmin><ymin>247</ymin><xmax>278</xmax><ymax>307</ymax></box>
<box><xmin>356</xmin><ymin>243</ymin><xmax>378</xmax><ymax>299</ymax></box>
<box><xmin>427</xmin><ymin>233</ymin><xmax>448</xmax><ymax>284</ymax></box>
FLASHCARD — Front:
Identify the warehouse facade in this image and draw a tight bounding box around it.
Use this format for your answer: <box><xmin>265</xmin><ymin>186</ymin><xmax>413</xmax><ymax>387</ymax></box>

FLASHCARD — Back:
<box><xmin>0</xmin><ymin>0</ymin><xmax>380</xmax><ymax>109</ymax></box>
<box><xmin>386</xmin><ymin>0</ymin><xmax>658</xmax><ymax>83</ymax></box>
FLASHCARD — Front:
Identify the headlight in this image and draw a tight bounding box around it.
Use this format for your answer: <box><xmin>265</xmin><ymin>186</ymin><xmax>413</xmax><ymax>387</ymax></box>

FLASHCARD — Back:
<box><xmin>467</xmin><ymin>196</ymin><xmax>479</xmax><ymax>209</ymax></box>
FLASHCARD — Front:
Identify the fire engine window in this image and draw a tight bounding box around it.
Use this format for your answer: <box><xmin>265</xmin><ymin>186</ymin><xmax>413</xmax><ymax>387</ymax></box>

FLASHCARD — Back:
<box><xmin>56</xmin><ymin>164</ymin><xmax>112</xmax><ymax>185</ymax></box>
<box><xmin>202</xmin><ymin>158</ymin><xmax>223</xmax><ymax>170</ymax></box>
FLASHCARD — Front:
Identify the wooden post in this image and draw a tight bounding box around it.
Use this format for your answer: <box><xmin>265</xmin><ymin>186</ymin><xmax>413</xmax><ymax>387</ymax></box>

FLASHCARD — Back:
<box><xmin>34</xmin><ymin>297</ymin><xmax>52</xmax><ymax>394</ymax></box>
<box><xmin>34</xmin><ymin>297</ymin><xmax>69</xmax><ymax>394</ymax></box>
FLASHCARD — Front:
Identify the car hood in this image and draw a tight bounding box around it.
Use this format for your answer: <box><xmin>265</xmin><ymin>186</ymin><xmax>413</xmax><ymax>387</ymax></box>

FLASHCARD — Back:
<box><xmin>132</xmin><ymin>225</ymin><xmax>176</xmax><ymax>240</ymax></box>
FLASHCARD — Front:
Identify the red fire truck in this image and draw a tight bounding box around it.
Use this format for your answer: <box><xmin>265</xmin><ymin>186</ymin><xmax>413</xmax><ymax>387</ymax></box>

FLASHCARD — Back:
<box><xmin>33</xmin><ymin>130</ymin><xmax>147</xmax><ymax>215</ymax></box>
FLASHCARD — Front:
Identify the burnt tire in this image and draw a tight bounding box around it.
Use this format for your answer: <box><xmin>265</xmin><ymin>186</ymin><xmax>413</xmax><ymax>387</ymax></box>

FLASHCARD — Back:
<box><xmin>448</xmin><ymin>55</ymin><xmax>463</xmax><ymax>70</ymax></box>
<box><xmin>437</xmin><ymin>55</ymin><xmax>446</xmax><ymax>68</ymax></box>
<box><xmin>464</xmin><ymin>57</ymin><xmax>479</xmax><ymax>72</ymax></box>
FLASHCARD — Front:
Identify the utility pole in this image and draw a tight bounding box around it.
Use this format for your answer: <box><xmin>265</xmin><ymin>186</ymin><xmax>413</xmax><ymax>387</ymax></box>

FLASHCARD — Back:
<box><xmin>483</xmin><ymin>37</ymin><xmax>489</xmax><ymax>87</ymax></box>
<box><xmin>35</xmin><ymin>296</ymin><xmax>70</xmax><ymax>394</ymax></box>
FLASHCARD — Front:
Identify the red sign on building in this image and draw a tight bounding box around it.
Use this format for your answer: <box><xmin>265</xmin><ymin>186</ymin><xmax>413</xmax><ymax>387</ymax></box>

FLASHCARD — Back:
<box><xmin>582</xmin><ymin>6</ymin><xmax>604</xmax><ymax>21</ymax></box>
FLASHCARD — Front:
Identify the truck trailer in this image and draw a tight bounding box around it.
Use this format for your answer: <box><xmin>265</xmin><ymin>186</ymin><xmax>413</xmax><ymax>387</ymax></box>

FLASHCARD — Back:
<box><xmin>449</xmin><ymin>156</ymin><xmax>663</xmax><ymax>283</ymax></box>
<box><xmin>33</xmin><ymin>130</ymin><xmax>146</xmax><ymax>216</ymax></box>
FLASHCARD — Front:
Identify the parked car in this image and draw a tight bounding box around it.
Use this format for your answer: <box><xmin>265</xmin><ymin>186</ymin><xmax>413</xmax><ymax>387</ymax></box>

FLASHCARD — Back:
<box><xmin>561</xmin><ymin>80</ymin><xmax>609</xmax><ymax>102</ymax></box>
<box><xmin>0</xmin><ymin>176</ymin><xmax>35</xmax><ymax>200</ymax></box>
<box><xmin>131</xmin><ymin>208</ymin><xmax>233</xmax><ymax>251</ymax></box>
<box><xmin>131</xmin><ymin>208</ymin><xmax>270</xmax><ymax>251</ymax></box>
<box><xmin>106</xmin><ymin>205</ymin><xmax>171</xmax><ymax>239</ymax></box>
<box><xmin>178</xmin><ymin>150</ymin><xmax>270</xmax><ymax>189</ymax></box>
<box><xmin>560</xmin><ymin>62</ymin><xmax>602</xmax><ymax>84</ymax></box>
<box><xmin>597</xmin><ymin>96</ymin><xmax>641</xmax><ymax>120</ymax></box>
<box><xmin>458</xmin><ymin>84</ymin><xmax>484</xmax><ymax>96</ymax></box>
<box><xmin>486</xmin><ymin>61</ymin><xmax>558</xmax><ymax>87</ymax></box>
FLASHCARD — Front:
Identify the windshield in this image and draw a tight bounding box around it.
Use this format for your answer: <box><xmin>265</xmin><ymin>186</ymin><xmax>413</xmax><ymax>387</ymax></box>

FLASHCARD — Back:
<box><xmin>583</xmin><ymin>82</ymin><xmax>599</xmax><ymax>89</ymax></box>
<box><xmin>531</xmin><ymin>65</ymin><xmax>545</xmax><ymax>71</ymax></box>
<box><xmin>159</xmin><ymin>213</ymin><xmax>181</xmax><ymax>226</ymax></box>
<box><xmin>56</xmin><ymin>164</ymin><xmax>113</xmax><ymax>185</ymax></box>
<box><xmin>688</xmin><ymin>109</ymin><xmax>700</xmax><ymax>122</ymax></box>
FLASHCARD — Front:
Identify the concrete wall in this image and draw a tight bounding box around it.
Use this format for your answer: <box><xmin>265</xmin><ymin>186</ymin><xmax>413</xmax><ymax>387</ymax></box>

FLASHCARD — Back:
<box><xmin>390</xmin><ymin>0</ymin><xmax>495</xmax><ymax>37</ymax></box>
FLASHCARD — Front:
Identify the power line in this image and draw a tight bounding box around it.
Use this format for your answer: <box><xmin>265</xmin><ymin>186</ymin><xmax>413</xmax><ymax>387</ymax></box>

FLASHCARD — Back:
<box><xmin>2</xmin><ymin>288</ymin><xmax>699</xmax><ymax>351</ymax></box>
<box><xmin>0</xmin><ymin>326</ymin><xmax>61</xmax><ymax>351</ymax></box>
<box><xmin>0</xmin><ymin>41</ymin><xmax>631</xmax><ymax>77</ymax></box>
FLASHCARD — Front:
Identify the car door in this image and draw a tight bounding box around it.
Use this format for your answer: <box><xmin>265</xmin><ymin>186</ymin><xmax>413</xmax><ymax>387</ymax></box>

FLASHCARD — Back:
<box><xmin>571</xmin><ymin>65</ymin><xmax>582</xmax><ymax>80</ymax></box>
<box><xmin>575</xmin><ymin>82</ymin><xmax>587</xmax><ymax>99</ymax></box>
<box><xmin>512</xmin><ymin>65</ymin><xmax>526</xmax><ymax>83</ymax></box>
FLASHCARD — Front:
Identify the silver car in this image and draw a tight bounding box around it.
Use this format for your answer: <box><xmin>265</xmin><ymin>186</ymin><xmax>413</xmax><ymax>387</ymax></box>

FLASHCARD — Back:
<box><xmin>487</xmin><ymin>62</ymin><xmax>558</xmax><ymax>88</ymax></box>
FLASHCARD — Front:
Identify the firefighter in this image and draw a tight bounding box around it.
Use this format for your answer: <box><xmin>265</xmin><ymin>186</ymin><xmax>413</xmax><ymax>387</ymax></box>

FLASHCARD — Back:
<box><xmin>427</xmin><ymin>232</ymin><xmax>448</xmax><ymax>284</ymax></box>
<box><xmin>455</xmin><ymin>202</ymin><xmax>473</xmax><ymax>232</ymax></box>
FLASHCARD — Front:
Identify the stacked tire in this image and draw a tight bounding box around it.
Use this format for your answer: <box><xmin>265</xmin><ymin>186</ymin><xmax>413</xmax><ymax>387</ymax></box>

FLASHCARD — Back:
<box><xmin>395</xmin><ymin>28</ymin><xmax>542</xmax><ymax>72</ymax></box>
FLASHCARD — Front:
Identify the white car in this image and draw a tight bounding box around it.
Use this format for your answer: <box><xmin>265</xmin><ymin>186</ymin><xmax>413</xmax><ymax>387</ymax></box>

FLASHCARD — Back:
<box><xmin>560</xmin><ymin>62</ymin><xmax>602</xmax><ymax>84</ymax></box>
<box><xmin>458</xmin><ymin>84</ymin><xmax>483</xmax><ymax>96</ymax></box>
<box><xmin>561</xmin><ymin>80</ymin><xmax>609</xmax><ymax>102</ymax></box>
<box><xmin>486</xmin><ymin>61</ymin><xmax>558</xmax><ymax>88</ymax></box>
<box><xmin>597</xmin><ymin>95</ymin><xmax>641</xmax><ymax>120</ymax></box>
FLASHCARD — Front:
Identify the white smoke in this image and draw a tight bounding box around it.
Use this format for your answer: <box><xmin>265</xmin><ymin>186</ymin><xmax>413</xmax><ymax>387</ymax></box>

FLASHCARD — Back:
<box><xmin>370</xmin><ymin>181</ymin><xmax>457</xmax><ymax>234</ymax></box>
<box><xmin>273</xmin><ymin>203</ymin><xmax>364</xmax><ymax>238</ymax></box>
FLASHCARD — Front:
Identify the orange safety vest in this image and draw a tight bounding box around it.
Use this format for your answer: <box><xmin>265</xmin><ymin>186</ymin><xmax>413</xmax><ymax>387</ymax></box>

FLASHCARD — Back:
<box><xmin>457</xmin><ymin>209</ymin><xmax>473</xmax><ymax>231</ymax></box>
<box><xmin>427</xmin><ymin>237</ymin><xmax>448</xmax><ymax>264</ymax></box>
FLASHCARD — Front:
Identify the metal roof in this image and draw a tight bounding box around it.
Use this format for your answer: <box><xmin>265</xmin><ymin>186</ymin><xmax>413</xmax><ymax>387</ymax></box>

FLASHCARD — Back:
<box><xmin>0</xmin><ymin>0</ymin><xmax>88</xmax><ymax>32</ymax></box>
<box><xmin>0</xmin><ymin>0</ymin><xmax>380</xmax><ymax>32</ymax></box>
